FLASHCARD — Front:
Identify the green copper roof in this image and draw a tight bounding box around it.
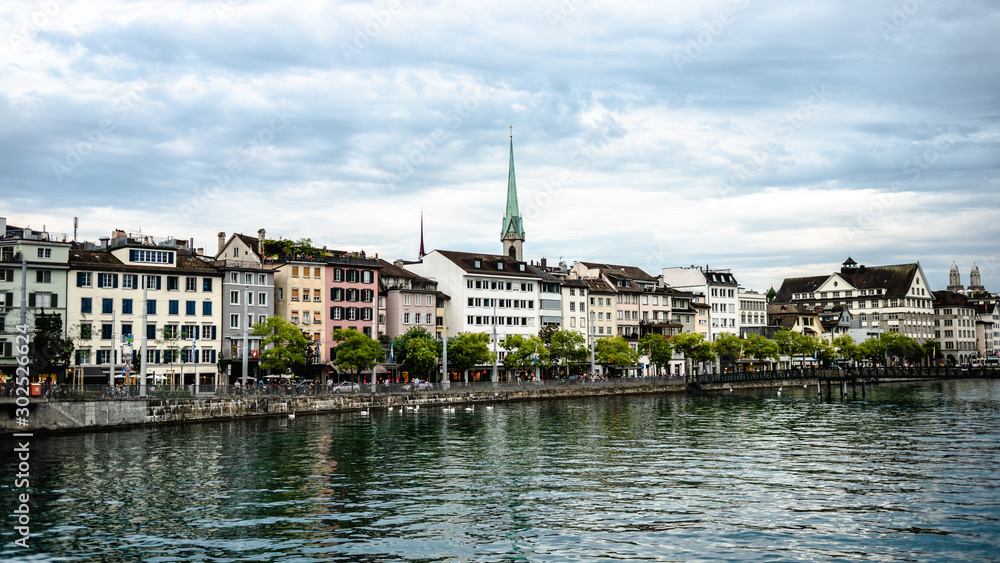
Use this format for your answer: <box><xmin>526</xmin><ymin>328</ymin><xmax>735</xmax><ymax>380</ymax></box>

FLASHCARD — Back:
<box><xmin>502</xmin><ymin>136</ymin><xmax>524</xmax><ymax>239</ymax></box>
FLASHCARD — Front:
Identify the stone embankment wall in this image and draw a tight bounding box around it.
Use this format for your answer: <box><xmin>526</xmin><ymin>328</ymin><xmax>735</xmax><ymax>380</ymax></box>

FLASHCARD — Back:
<box><xmin>2</xmin><ymin>381</ymin><xmax>688</xmax><ymax>434</ymax></box>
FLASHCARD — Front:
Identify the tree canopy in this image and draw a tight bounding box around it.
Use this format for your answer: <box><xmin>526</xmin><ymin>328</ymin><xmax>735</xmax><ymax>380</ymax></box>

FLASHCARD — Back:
<box><xmin>393</xmin><ymin>326</ymin><xmax>441</xmax><ymax>378</ymax></box>
<box><xmin>330</xmin><ymin>328</ymin><xmax>383</xmax><ymax>377</ymax></box>
<box><xmin>670</xmin><ymin>332</ymin><xmax>716</xmax><ymax>364</ymax></box>
<box><xmin>639</xmin><ymin>333</ymin><xmax>673</xmax><ymax>374</ymax></box>
<box><xmin>252</xmin><ymin>316</ymin><xmax>310</xmax><ymax>374</ymax></box>
<box><xmin>712</xmin><ymin>333</ymin><xmax>743</xmax><ymax>366</ymax></box>
<box><xmin>501</xmin><ymin>334</ymin><xmax>549</xmax><ymax>373</ymax></box>
<box><xmin>594</xmin><ymin>336</ymin><xmax>639</xmax><ymax>376</ymax></box>
<box><xmin>549</xmin><ymin>330</ymin><xmax>588</xmax><ymax>372</ymax></box>
<box><xmin>447</xmin><ymin>332</ymin><xmax>494</xmax><ymax>375</ymax></box>
<box><xmin>29</xmin><ymin>313</ymin><xmax>74</xmax><ymax>377</ymax></box>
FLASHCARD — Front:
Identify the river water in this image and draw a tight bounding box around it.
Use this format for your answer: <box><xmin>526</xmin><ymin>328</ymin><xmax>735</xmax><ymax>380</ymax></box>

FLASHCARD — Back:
<box><xmin>2</xmin><ymin>379</ymin><xmax>1000</xmax><ymax>562</ymax></box>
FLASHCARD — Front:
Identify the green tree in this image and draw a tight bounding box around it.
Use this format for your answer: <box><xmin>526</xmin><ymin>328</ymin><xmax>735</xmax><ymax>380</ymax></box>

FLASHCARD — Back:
<box><xmin>712</xmin><ymin>333</ymin><xmax>743</xmax><ymax>367</ymax></box>
<box><xmin>670</xmin><ymin>332</ymin><xmax>716</xmax><ymax>374</ymax></box>
<box><xmin>501</xmin><ymin>334</ymin><xmax>549</xmax><ymax>377</ymax></box>
<box><xmin>922</xmin><ymin>339</ymin><xmax>942</xmax><ymax>366</ymax></box>
<box><xmin>858</xmin><ymin>336</ymin><xmax>887</xmax><ymax>364</ymax></box>
<box><xmin>252</xmin><ymin>316</ymin><xmax>310</xmax><ymax>375</ymax></box>
<box><xmin>832</xmin><ymin>334</ymin><xmax>859</xmax><ymax>363</ymax></box>
<box><xmin>594</xmin><ymin>336</ymin><xmax>639</xmax><ymax>377</ymax></box>
<box><xmin>537</xmin><ymin>324</ymin><xmax>558</xmax><ymax>348</ymax></box>
<box><xmin>29</xmin><ymin>313</ymin><xmax>74</xmax><ymax>379</ymax></box>
<box><xmin>814</xmin><ymin>338</ymin><xmax>837</xmax><ymax>367</ymax></box>
<box><xmin>549</xmin><ymin>330</ymin><xmax>588</xmax><ymax>375</ymax></box>
<box><xmin>773</xmin><ymin>329</ymin><xmax>798</xmax><ymax>359</ymax></box>
<box><xmin>331</xmin><ymin>328</ymin><xmax>383</xmax><ymax>378</ymax></box>
<box><xmin>639</xmin><ymin>333</ymin><xmax>673</xmax><ymax>376</ymax></box>
<box><xmin>743</xmin><ymin>333</ymin><xmax>779</xmax><ymax>363</ymax></box>
<box><xmin>447</xmin><ymin>332</ymin><xmax>494</xmax><ymax>379</ymax></box>
<box><xmin>393</xmin><ymin>326</ymin><xmax>441</xmax><ymax>378</ymax></box>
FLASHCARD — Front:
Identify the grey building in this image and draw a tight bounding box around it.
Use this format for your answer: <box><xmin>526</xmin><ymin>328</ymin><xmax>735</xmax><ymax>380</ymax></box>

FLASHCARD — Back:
<box><xmin>214</xmin><ymin>230</ymin><xmax>275</xmax><ymax>383</ymax></box>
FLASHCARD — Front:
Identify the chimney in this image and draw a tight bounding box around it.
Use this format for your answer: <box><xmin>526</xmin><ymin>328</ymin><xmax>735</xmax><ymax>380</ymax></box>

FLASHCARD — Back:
<box><xmin>257</xmin><ymin>229</ymin><xmax>265</xmax><ymax>256</ymax></box>
<box><xmin>197</xmin><ymin>248</ymin><xmax>204</xmax><ymax>256</ymax></box>
<box><xmin>540</xmin><ymin>257</ymin><xmax>547</xmax><ymax>269</ymax></box>
<box><xmin>394</xmin><ymin>259</ymin><xmax>405</xmax><ymax>268</ymax></box>
<box><xmin>218</xmin><ymin>232</ymin><xmax>226</xmax><ymax>254</ymax></box>
<box><xmin>99</xmin><ymin>236</ymin><xmax>110</xmax><ymax>250</ymax></box>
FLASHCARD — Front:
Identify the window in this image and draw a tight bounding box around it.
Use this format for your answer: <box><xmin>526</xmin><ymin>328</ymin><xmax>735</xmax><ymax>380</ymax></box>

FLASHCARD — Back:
<box><xmin>167</xmin><ymin>276</ymin><xmax>179</xmax><ymax>291</ymax></box>
<box><xmin>203</xmin><ymin>278</ymin><xmax>213</xmax><ymax>292</ymax></box>
<box><xmin>97</xmin><ymin>273</ymin><xmax>118</xmax><ymax>289</ymax></box>
<box><xmin>122</xmin><ymin>274</ymin><xmax>137</xmax><ymax>289</ymax></box>
<box><xmin>184</xmin><ymin>277</ymin><xmax>196</xmax><ymax>291</ymax></box>
<box><xmin>35</xmin><ymin>270</ymin><xmax>51</xmax><ymax>283</ymax></box>
<box><xmin>80</xmin><ymin>324</ymin><xmax>92</xmax><ymax>339</ymax></box>
<box><xmin>303</xmin><ymin>267</ymin><xmax>310</xmax><ymax>278</ymax></box>
<box><xmin>314</xmin><ymin>267</ymin><xmax>321</xmax><ymax>278</ymax></box>
<box><xmin>146</xmin><ymin>300</ymin><xmax>156</xmax><ymax>315</ymax></box>
<box><xmin>102</xmin><ymin>298</ymin><xmax>113</xmax><ymax>314</ymax></box>
<box><xmin>230</xmin><ymin>290</ymin><xmax>239</xmax><ymax>304</ymax></box>
<box><xmin>291</xmin><ymin>266</ymin><xmax>299</xmax><ymax>277</ymax></box>
<box><xmin>230</xmin><ymin>314</ymin><xmax>239</xmax><ymax>328</ymax></box>
<box><xmin>291</xmin><ymin>288</ymin><xmax>299</xmax><ymax>301</ymax></box>
<box><xmin>258</xmin><ymin>292</ymin><xmax>267</xmax><ymax>306</ymax></box>
<box><xmin>361</xmin><ymin>308</ymin><xmax>373</xmax><ymax>321</ymax></box>
<box><xmin>347</xmin><ymin>307</ymin><xmax>359</xmax><ymax>321</ymax></box>
<box><xmin>303</xmin><ymin>289</ymin><xmax>310</xmax><ymax>302</ymax></box>
<box><xmin>147</xmin><ymin>324</ymin><xmax>156</xmax><ymax>340</ymax></box>
<box><xmin>76</xmin><ymin>272</ymin><xmax>92</xmax><ymax>287</ymax></box>
<box><xmin>259</xmin><ymin>274</ymin><xmax>266</xmax><ymax>285</ymax></box>
<box><xmin>331</xmin><ymin>306</ymin><xmax>343</xmax><ymax>320</ymax></box>
<box><xmin>121</xmin><ymin>323</ymin><xmax>132</xmax><ymax>337</ymax></box>
<box><xmin>101</xmin><ymin>323</ymin><xmax>113</xmax><ymax>339</ymax></box>
<box><xmin>347</xmin><ymin>289</ymin><xmax>359</xmax><ymax>302</ymax></box>
<box><xmin>122</xmin><ymin>299</ymin><xmax>133</xmax><ymax>315</ymax></box>
<box><xmin>186</xmin><ymin>301</ymin><xmax>196</xmax><ymax>315</ymax></box>
<box><xmin>277</xmin><ymin>288</ymin><xmax>284</xmax><ymax>301</ymax></box>
<box><xmin>403</xmin><ymin>313</ymin><xmax>410</xmax><ymax>324</ymax></box>
<box><xmin>362</xmin><ymin>270</ymin><xmax>373</xmax><ymax>284</ymax></box>
<box><xmin>230</xmin><ymin>272</ymin><xmax>238</xmax><ymax>283</ymax></box>
<box><xmin>331</xmin><ymin>288</ymin><xmax>343</xmax><ymax>301</ymax></box>
<box><xmin>346</xmin><ymin>270</ymin><xmax>359</xmax><ymax>283</ymax></box>
<box><xmin>334</xmin><ymin>268</ymin><xmax>343</xmax><ymax>282</ymax></box>
<box><xmin>37</xmin><ymin>248</ymin><xmax>51</xmax><ymax>258</ymax></box>
<box><xmin>404</xmin><ymin>294</ymin><xmax>410</xmax><ymax>305</ymax></box>
<box><xmin>425</xmin><ymin>313</ymin><xmax>432</xmax><ymax>324</ymax></box>
<box><xmin>129</xmin><ymin>249</ymin><xmax>173</xmax><ymax>264</ymax></box>
<box><xmin>168</xmin><ymin>300</ymin><xmax>179</xmax><ymax>315</ymax></box>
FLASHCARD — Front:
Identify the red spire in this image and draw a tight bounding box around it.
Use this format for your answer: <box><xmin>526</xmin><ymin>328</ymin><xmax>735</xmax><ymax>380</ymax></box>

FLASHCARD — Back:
<box><xmin>419</xmin><ymin>210</ymin><xmax>426</xmax><ymax>259</ymax></box>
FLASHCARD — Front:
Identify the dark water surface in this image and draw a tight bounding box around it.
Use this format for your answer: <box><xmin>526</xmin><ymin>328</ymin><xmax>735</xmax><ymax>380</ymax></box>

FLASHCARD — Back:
<box><xmin>3</xmin><ymin>380</ymin><xmax>1000</xmax><ymax>562</ymax></box>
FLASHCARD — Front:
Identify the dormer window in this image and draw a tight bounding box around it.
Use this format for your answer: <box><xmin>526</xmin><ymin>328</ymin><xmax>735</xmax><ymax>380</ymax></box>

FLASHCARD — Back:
<box><xmin>497</xmin><ymin>262</ymin><xmax>504</xmax><ymax>270</ymax></box>
<box><xmin>474</xmin><ymin>259</ymin><xmax>481</xmax><ymax>269</ymax></box>
<box><xmin>519</xmin><ymin>263</ymin><xmax>525</xmax><ymax>272</ymax></box>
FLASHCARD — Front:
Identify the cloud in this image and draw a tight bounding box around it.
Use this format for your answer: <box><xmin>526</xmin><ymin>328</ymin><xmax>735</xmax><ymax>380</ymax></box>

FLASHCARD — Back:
<box><xmin>2</xmin><ymin>0</ymin><xmax>999</xmax><ymax>293</ymax></box>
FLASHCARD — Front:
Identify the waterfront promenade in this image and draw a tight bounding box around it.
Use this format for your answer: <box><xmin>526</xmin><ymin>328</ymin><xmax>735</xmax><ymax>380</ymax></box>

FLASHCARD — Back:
<box><xmin>4</xmin><ymin>367</ymin><xmax>997</xmax><ymax>434</ymax></box>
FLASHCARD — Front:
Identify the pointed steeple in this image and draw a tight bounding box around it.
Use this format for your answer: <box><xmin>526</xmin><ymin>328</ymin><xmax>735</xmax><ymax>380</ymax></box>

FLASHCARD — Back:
<box><xmin>501</xmin><ymin>128</ymin><xmax>525</xmax><ymax>261</ymax></box>
<box><xmin>418</xmin><ymin>210</ymin><xmax>426</xmax><ymax>259</ymax></box>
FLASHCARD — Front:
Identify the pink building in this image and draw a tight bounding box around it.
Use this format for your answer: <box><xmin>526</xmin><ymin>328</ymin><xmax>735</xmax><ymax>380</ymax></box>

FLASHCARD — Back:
<box><xmin>377</xmin><ymin>259</ymin><xmax>438</xmax><ymax>339</ymax></box>
<box><xmin>325</xmin><ymin>256</ymin><xmax>380</xmax><ymax>359</ymax></box>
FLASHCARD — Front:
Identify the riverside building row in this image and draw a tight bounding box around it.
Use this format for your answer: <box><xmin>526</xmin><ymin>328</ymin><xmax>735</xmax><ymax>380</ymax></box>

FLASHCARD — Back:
<box><xmin>2</xmin><ymin>134</ymin><xmax>998</xmax><ymax>381</ymax></box>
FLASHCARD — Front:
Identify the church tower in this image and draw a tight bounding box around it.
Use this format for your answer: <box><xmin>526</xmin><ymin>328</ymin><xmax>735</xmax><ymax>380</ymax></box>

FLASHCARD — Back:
<box><xmin>501</xmin><ymin>130</ymin><xmax>525</xmax><ymax>261</ymax></box>
<box><xmin>947</xmin><ymin>262</ymin><xmax>963</xmax><ymax>292</ymax></box>
<box><xmin>969</xmin><ymin>263</ymin><xmax>986</xmax><ymax>293</ymax></box>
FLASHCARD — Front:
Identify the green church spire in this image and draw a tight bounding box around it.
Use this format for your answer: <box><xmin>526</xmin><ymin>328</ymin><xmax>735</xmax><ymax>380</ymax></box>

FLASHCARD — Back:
<box><xmin>501</xmin><ymin>131</ymin><xmax>524</xmax><ymax>240</ymax></box>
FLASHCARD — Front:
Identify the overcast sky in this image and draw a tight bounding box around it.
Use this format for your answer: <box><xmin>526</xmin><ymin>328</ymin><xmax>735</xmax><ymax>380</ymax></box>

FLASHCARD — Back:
<box><xmin>3</xmin><ymin>0</ymin><xmax>998</xmax><ymax>293</ymax></box>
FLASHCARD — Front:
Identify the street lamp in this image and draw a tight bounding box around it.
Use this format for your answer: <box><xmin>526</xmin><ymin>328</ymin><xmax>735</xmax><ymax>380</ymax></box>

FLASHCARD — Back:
<box><xmin>590</xmin><ymin>310</ymin><xmax>596</xmax><ymax>377</ymax></box>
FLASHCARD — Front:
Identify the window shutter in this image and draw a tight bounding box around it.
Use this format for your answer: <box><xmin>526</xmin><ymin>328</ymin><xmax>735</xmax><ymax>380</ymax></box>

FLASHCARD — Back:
<box><xmin>156</xmin><ymin>276</ymin><xmax>162</xmax><ymax>290</ymax></box>
<box><xmin>211</xmin><ymin>326</ymin><xmax>217</xmax><ymax>340</ymax></box>
<box><xmin>155</xmin><ymin>350</ymin><xmax>161</xmax><ymax>364</ymax></box>
<box><xmin>210</xmin><ymin>350</ymin><xmax>216</xmax><ymax>363</ymax></box>
<box><xmin>5</xmin><ymin>292</ymin><xmax>12</xmax><ymax>307</ymax></box>
<box><xmin>195</xmin><ymin>326</ymin><xmax>200</xmax><ymax>339</ymax></box>
<box><xmin>113</xmin><ymin>274</ymin><xmax>119</xmax><ymax>288</ymax></box>
<box><xmin>28</xmin><ymin>293</ymin><xmax>36</xmax><ymax>307</ymax></box>
<box><xmin>51</xmin><ymin>294</ymin><xmax>58</xmax><ymax>308</ymax></box>
<box><xmin>77</xmin><ymin>272</ymin><xmax>85</xmax><ymax>287</ymax></box>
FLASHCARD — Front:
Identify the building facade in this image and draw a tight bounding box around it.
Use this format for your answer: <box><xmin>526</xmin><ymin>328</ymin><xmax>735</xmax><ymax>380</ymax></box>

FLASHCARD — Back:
<box><xmin>67</xmin><ymin>233</ymin><xmax>223</xmax><ymax>386</ymax></box>
<box><xmin>0</xmin><ymin>219</ymin><xmax>72</xmax><ymax>381</ymax></box>
<box><xmin>661</xmin><ymin>266</ymin><xmax>740</xmax><ymax>340</ymax></box>
<box><xmin>378</xmin><ymin>259</ymin><xmax>436</xmax><ymax>339</ymax></box>
<box><xmin>215</xmin><ymin>230</ymin><xmax>275</xmax><ymax>383</ymax></box>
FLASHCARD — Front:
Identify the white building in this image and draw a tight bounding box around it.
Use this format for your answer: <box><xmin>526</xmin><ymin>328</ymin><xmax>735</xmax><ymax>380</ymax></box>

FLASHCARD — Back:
<box><xmin>408</xmin><ymin>250</ymin><xmax>542</xmax><ymax>375</ymax></box>
<box><xmin>67</xmin><ymin>233</ymin><xmax>223</xmax><ymax>386</ymax></box>
<box><xmin>661</xmin><ymin>266</ymin><xmax>740</xmax><ymax>340</ymax></box>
